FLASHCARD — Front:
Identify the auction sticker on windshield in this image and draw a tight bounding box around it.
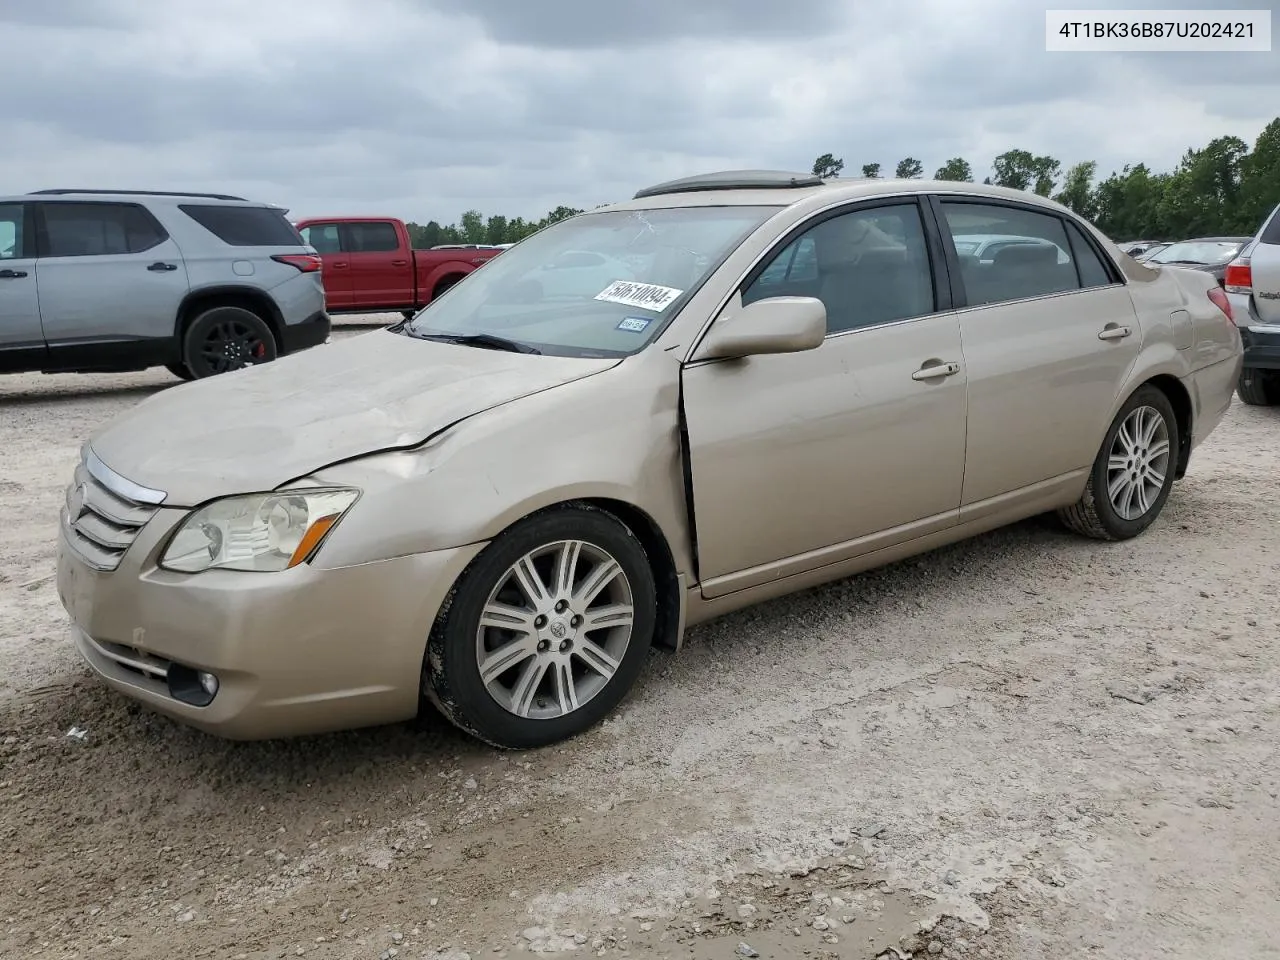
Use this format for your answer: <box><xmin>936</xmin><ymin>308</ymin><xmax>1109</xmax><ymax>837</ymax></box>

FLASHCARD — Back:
<box><xmin>594</xmin><ymin>280</ymin><xmax>684</xmax><ymax>312</ymax></box>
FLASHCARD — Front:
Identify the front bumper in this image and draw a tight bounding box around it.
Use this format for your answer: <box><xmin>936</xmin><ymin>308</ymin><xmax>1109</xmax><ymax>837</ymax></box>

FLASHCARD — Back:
<box><xmin>56</xmin><ymin>512</ymin><xmax>484</xmax><ymax>740</ymax></box>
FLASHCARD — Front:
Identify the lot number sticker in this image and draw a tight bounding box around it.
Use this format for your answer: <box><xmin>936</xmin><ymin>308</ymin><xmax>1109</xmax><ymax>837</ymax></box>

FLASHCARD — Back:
<box><xmin>594</xmin><ymin>280</ymin><xmax>684</xmax><ymax>312</ymax></box>
<box><xmin>616</xmin><ymin>316</ymin><xmax>652</xmax><ymax>333</ymax></box>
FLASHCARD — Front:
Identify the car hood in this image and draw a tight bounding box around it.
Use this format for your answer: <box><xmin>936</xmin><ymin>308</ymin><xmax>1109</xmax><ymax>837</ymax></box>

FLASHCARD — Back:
<box><xmin>89</xmin><ymin>329</ymin><xmax>620</xmax><ymax>506</ymax></box>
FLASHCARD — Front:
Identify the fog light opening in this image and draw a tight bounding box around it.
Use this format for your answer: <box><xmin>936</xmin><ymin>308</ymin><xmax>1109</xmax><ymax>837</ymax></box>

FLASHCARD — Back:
<box><xmin>167</xmin><ymin>663</ymin><xmax>219</xmax><ymax>707</ymax></box>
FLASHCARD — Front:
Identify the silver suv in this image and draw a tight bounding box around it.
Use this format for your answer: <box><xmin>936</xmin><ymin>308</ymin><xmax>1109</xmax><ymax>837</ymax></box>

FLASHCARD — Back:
<box><xmin>1226</xmin><ymin>202</ymin><xmax>1280</xmax><ymax>405</ymax></box>
<box><xmin>0</xmin><ymin>190</ymin><xmax>330</xmax><ymax>380</ymax></box>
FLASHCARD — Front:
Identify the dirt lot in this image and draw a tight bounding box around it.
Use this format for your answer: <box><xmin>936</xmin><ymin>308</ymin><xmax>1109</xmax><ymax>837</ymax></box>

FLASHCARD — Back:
<box><xmin>2</xmin><ymin>321</ymin><xmax>1278</xmax><ymax>960</ymax></box>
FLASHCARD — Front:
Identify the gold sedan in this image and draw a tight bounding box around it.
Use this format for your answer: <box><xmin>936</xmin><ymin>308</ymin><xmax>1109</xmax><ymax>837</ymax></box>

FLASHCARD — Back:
<box><xmin>56</xmin><ymin>172</ymin><xmax>1242</xmax><ymax>747</ymax></box>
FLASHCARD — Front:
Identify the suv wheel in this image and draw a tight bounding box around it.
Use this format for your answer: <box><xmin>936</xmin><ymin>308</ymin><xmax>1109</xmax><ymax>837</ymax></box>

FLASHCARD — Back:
<box><xmin>424</xmin><ymin>505</ymin><xmax>656</xmax><ymax>749</ymax></box>
<box><xmin>183</xmin><ymin>306</ymin><xmax>278</xmax><ymax>379</ymax></box>
<box><xmin>165</xmin><ymin>362</ymin><xmax>194</xmax><ymax>381</ymax></box>
<box><xmin>1237</xmin><ymin>368</ymin><xmax>1279</xmax><ymax>406</ymax></box>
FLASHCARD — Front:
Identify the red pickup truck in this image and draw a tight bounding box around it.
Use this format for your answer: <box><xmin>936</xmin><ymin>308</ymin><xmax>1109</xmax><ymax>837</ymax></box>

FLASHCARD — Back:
<box><xmin>292</xmin><ymin>216</ymin><xmax>502</xmax><ymax>317</ymax></box>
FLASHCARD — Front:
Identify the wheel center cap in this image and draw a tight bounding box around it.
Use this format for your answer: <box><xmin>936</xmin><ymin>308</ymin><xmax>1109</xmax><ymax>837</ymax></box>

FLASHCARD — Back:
<box><xmin>549</xmin><ymin>620</ymin><xmax>569</xmax><ymax>639</ymax></box>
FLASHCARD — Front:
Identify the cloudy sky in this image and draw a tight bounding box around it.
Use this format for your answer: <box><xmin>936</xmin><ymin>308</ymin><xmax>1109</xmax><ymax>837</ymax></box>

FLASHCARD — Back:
<box><xmin>2</xmin><ymin>0</ymin><xmax>1277</xmax><ymax>225</ymax></box>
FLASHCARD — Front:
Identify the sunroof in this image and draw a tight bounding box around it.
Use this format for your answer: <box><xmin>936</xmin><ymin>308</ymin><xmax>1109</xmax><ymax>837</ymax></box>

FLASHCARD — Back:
<box><xmin>633</xmin><ymin>170</ymin><xmax>827</xmax><ymax>200</ymax></box>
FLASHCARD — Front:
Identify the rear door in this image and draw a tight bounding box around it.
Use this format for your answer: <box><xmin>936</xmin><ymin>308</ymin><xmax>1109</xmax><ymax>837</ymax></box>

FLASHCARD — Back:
<box><xmin>0</xmin><ymin>201</ymin><xmax>45</xmax><ymax>370</ymax></box>
<box><xmin>298</xmin><ymin>221</ymin><xmax>354</xmax><ymax>309</ymax></box>
<box><xmin>34</xmin><ymin>201</ymin><xmax>191</xmax><ymax>364</ymax></box>
<box><xmin>1251</xmin><ymin>209</ymin><xmax>1280</xmax><ymax>324</ymax></box>
<box><xmin>930</xmin><ymin>195</ymin><xmax>1140</xmax><ymax>510</ymax></box>
<box><xmin>341</xmin><ymin>220</ymin><xmax>413</xmax><ymax>309</ymax></box>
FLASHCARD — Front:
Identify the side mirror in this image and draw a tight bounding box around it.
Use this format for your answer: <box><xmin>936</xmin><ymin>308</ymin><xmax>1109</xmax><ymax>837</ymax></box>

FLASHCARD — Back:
<box><xmin>692</xmin><ymin>296</ymin><xmax>827</xmax><ymax>361</ymax></box>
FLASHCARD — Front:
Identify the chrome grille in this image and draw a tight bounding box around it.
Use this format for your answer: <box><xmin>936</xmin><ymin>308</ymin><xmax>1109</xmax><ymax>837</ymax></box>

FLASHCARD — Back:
<box><xmin>61</xmin><ymin>449</ymin><xmax>165</xmax><ymax>572</ymax></box>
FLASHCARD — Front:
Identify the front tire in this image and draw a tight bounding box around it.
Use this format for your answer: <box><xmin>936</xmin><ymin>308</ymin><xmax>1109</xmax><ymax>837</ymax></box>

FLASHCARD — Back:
<box><xmin>1237</xmin><ymin>368</ymin><xmax>1279</xmax><ymax>406</ymax></box>
<box><xmin>425</xmin><ymin>505</ymin><xmax>656</xmax><ymax>749</ymax></box>
<box><xmin>1058</xmin><ymin>385</ymin><xmax>1179</xmax><ymax>541</ymax></box>
<box><xmin>165</xmin><ymin>362</ymin><xmax>194</xmax><ymax>381</ymax></box>
<box><xmin>182</xmin><ymin>306</ymin><xmax>278</xmax><ymax>379</ymax></box>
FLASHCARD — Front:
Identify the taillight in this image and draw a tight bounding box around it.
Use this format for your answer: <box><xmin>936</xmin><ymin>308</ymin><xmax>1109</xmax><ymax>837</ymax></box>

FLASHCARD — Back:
<box><xmin>1223</xmin><ymin>258</ymin><xmax>1252</xmax><ymax>295</ymax></box>
<box><xmin>1207</xmin><ymin>287</ymin><xmax>1235</xmax><ymax>325</ymax></box>
<box><xmin>272</xmin><ymin>254</ymin><xmax>322</xmax><ymax>273</ymax></box>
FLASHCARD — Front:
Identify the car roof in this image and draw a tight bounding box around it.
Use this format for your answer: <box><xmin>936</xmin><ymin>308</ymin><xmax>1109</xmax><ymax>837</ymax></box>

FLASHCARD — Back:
<box><xmin>603</xmin><ymin>174</ymin><xmax>1086</xmax><ymax>222</ymax></box>
<box><xmin>5</xmin><ymin>189</ymin><xmax>277</xmax><ymax>207</ymax></box>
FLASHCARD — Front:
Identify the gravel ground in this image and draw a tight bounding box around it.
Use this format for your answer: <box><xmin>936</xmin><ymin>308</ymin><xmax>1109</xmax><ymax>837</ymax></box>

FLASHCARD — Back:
<box><xmin>1</xmin><ymin>320</ymin><xmax>1278</xmax><ymax>960</ymax></box>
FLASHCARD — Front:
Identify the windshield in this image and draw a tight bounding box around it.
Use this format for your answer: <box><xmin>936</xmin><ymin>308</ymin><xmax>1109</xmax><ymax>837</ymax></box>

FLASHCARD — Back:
<box><xmin>401</xmin><ymin>205</ymin><xmax>779</xmax><ymax>357</ymax></box>
<box><xmin>1148</xmin><ymin>240</ymin><xmax>1245</xmax><ymax>265</ymax></box>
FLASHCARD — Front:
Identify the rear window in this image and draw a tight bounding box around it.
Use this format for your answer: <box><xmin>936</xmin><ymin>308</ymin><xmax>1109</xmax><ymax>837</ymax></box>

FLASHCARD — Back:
<box><xmin>179</xmin><ymin>204</ymin><xmax>303</xmax><ymax>246</ymax></box>
<box><xmin>1261</xmin><ymin>207</ymin><xmax>1280</xmax><ymax>246</ymax></box>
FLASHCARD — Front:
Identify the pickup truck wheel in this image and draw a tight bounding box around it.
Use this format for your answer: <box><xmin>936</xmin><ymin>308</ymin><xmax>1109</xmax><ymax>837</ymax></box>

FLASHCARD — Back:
<box><xmin>1237</xmin><ymin>368</ymin><xmax>1279</xmax><ymax>406</ymax></box>
<box><xmin>424</xmin><ymin>505</ymin><xmax>656</xmax><ymax>749</ymax></box>
<box><xmin>183</xmin><ymin>306</ymin><xmax>278</xmax><ymax>379</ymax></box>
<box><xmin>1058</xmin><ymin>385</ymin><xmax>1178</xmax><ymax>541</ymax></box>
<box><xmin>165</xmin><ymin>362</ymin><xmax>194</xmax><ymax>381</ymax></box>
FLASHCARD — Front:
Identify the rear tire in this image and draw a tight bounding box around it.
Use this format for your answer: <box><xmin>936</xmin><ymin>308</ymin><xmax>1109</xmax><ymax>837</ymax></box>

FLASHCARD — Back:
<box><xmin>1058</xmin><ymin>385</ymin><xmax>1179</xmax><ymax>541</ymax></box>
<box><xmin>1237</xmin><ymin>368</ymin><xmax>1279</xmax><ymax>406</ymax></box>
<box><xmin>182</xmin><ymin>306</ymin><xmax>278</xmax><ymax>379</ymax></box>
<box><xmin>433</xmin><ymin>275</ymin><xmax>462</xmax><ymax>299</ymax></box>
<box><xmin>424</xmin><ymin>505</ymin><xmax>656</xmax><ymax>749</ymax></box>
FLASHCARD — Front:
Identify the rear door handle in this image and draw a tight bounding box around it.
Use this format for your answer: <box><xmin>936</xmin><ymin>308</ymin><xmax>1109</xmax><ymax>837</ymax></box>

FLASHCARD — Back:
<box><xmin>147</xmin><ymin>261</ymin><xmax>178</xmax><ymax>272</ymax></box>
<box><xmin>332</xmin><ymin>262</ymin><xmax>349</xmax><ymax>269</ymax></box>
<box><xmin>912</xmin><ymin>361</ymin><xmax>961</xmax><ymax>381</ymax></box>
<box><xmin>0</xmin><ymin>268</ymin><xmax>28</xmax><ymax>279</ymax></box>
<box><xmin>1098</xmin><ymin>325</ymin><xmax>1132</xmax><ymax>341</ymax></box>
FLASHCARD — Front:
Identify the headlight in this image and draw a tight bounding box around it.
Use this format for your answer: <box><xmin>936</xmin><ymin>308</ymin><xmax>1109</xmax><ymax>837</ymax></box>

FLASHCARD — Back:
<box><xmin>159</xmin><ymin>488</ymin><xmax>359</xmax><ymax>573</ymax></box>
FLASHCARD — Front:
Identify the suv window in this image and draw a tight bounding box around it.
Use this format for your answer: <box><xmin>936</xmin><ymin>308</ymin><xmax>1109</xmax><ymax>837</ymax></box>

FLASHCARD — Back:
<box><xmin>300</xmin><ymin>222</ymin><xmax>343</xmax><ymax>254</ymax></box>
<box><xmin>940</xmin><ymin>201</ymin><xmax>1082</xmax><ymax>306</ymax></box>
<box><xmin>0</xmin><ymin>204</ymin><xmax>22</xmax><ymax>259</ymax></box>
<box><xmin>40</xmin><ymin>202</ymin><xmax>167</xmax><ymax>257</ymax></box>
<box><xmin>744</xmin><ymin>203</ymin><xmax>935</xmax><ymax>334</ymax></box>
<box><xmin>343</xmin><ymin>221</ymin><xmax>400</xmax><ymax>253</ymax></box>
<box><xmin>180</xmin><ymin>204</ymin><xmax>302</xmax><ymax>246</ymax></box>
<box><xmin>1260</xmin><ymin>206</ymin><xmax>1280</xmax><ymax>245</ymax></box>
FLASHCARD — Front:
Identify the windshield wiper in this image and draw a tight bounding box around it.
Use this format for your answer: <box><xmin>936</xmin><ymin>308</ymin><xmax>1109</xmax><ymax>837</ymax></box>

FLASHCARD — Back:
<box><xmin>411</xmin><ymin>332</ymin><xmax>542</xmax><ymax>355</ymax></box>
<box><xmin>1156</xmin><ymin>259</ymin><xmax>1206</xmax><ymax>266</ymax></box>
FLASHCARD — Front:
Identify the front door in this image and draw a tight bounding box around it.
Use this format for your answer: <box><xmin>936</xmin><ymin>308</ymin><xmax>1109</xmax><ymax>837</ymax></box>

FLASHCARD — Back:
<box><xmin>341</xmin><ymin>220</ymin><xmax>414</xmax><ymax>309</ymax></box>
<box><xmin>0</xmin><ymin>202</ymin><xmax>44</xmax><ymax>371</ymax></box>
<box><xmin>931</xmin><ymin>197</ymin><xmax>1142</xmax><ymax>508</ymax></box>
<box><xmin>33</xmin><ymin>201</ymin><xmax>191</xmax><ymax>365</ymax></box>
<box><xmin>298</xmin><ymin>221</ymin><xmax>354</xmax><ymax>309</ymax></box>
<box><xmin>682</xmin><ymin>199</ymin><xmax>969</xmax><ymax>598</ymax></box>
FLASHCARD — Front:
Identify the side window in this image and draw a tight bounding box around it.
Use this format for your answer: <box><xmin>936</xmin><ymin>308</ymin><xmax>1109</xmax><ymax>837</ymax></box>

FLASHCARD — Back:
<box><xmin>940</xmin><ymin>201</ymin><xmax>1080</xmax><ymax>307</ymax></box>
<box><xmin>344</xmin><ymin>221</ymin><xmax>400</xmax><ymax>253</ymax></box>
<box><xmin>743</xmin><ymin>203</ymin><xmax>935</xmax><ymax>334</ymax></box>
<box><xmin>0</xmin><ymin>204</ymin><xmax>23</xmax><ymax>259</ymax></box>
<box><xmin>1063</xmin><ymin>220</ymin><xmax>1113</xmax><ymax>288</ymax></box>
<box><xmin>301</xmin><ymin>223</ymin><xmax>343</xmax><ymax>254</ymax></box>
<box><xmin>41</xmin><ymin>202</ymin><xmax>167</xmax><ymax>257</ymax></box>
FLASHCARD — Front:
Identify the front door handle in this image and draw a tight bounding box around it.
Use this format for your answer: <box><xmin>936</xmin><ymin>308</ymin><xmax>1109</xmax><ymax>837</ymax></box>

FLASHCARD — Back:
<box><xmin>147</xmin><ymin>261</ymin><xmax>178</xmax><ymax>272</ymax></box>
<box><xmin>912</xmin><ymin>361</ymin><xmax>961</xmax><ymax>381</ymax></box>
<box><xmin>331</xmin><ymin>262</ymin><xmax>349</xmax><ymax>269</ymax></box>
<box><xmin>1098</xmin><ymin>325</ymin><xmax>1132</xmax><ymax>341</ymax></box>
<box><xmin>0</xmin><ymin>268</ymin><xmax>28</xmax><ymax>279</ymax></box>
<box><xmin>391</xmin><ymin>259</ymin><xmax>409</xmax><ymax>266</ymax></box>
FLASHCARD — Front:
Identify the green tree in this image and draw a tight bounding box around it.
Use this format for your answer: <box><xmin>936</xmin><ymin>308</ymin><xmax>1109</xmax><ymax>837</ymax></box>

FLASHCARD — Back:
<box><xmin>992</xmin><ymin>149</ymin><xmax>1036</xmax><ymax>190</ymax></box>
<box><xmin>812</xmin><ymin>153</ymin><xmax>844</xmax><ymax>179</ymax></box>
<box><xmin>895</xmin><ymin>157</ymin><xmax>924</xmax><ymax>179</ymax></box>
<box><xmin>1054</xmin><ymin>161</ymin><xmax>1098</xmax><ymax>219</ymax></box>
<box><xmin>1239</xmin><ymin>118</ymin><xmax>1280</xmax><ymax>232</ymax></box>
<box><xmin>1031</xmin><ymin>156</ymin><xmax>1061</xmax><ymax>197</ymax></box>
<box><xmin>861</xmin><ymin>162</ymin><xmax>881</xmax><ymax>178</ymax></box>
<box><xmin>539</xmin><ymin>205</ymin><xmax>583</xmax><ymax>229</ymax></box>
<box><xmin>934</xmin><ymin>158</ymin><xmax>974</xmax><ymax>182</ymax></box>
<box><xmin>459</xmin><ymin>210</ymin><xmax>485</xmax><ymax>244</ymax></box>
<box><xmin>484</xmin><ymin>215</ymin><xmax>509</xmax><ymax>245</ymax></box>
